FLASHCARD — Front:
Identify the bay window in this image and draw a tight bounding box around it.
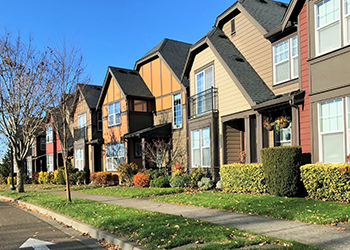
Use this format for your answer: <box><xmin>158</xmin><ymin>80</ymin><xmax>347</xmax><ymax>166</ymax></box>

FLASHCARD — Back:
<box><xmin>273</xmin><ymin>36</ymin><xmax>298</xmax><ymax>84</ymax></box>
<box><xmin>191</xmin><ymin>127</ymin><xmax>210</xmax><ymax>167</ymax></box>
<box><xmin>106</xmin><ymin>143</ymin><xmax>125</xmax><ymax>171</ymax></box>
<box><xmin>173</xmin><ymin>93</ymin><xmax>182</xmax><ymax>129</ymax></box>
<box><xmin>108</xmin><ymin>102</ymin><xmax>121</xmax><ymax>127</ymax></box>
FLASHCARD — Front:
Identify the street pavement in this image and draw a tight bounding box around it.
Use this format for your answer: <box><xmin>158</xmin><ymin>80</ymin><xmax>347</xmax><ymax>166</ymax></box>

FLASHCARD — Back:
<box><xmin>35</xmin><ymin>190</ymin><xmax>350</xmax><ymax>250</ymax></box>
<box><xmin>0</xmin><ymin>200</ymin><xmax>104</xmax><ymax>250</ymax></box>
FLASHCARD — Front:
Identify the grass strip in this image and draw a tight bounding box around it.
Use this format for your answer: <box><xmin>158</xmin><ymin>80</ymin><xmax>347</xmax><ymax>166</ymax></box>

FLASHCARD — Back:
<box><xmin>153</xmin><ymin>191</ymin><xmax>350</xmax><ymax>225</ymax></box>
<box><xmin>0</xmin><ymin>191</ymin><xmax>325</xmax><ymax>250</ymax></box>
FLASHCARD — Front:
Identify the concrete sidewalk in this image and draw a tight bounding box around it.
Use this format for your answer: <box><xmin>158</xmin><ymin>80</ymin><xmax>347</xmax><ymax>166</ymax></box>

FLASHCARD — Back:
<box><xmin>36</xmin><ymin>190</ymin><xmax>350</xmax><ymax>250</ymax></box>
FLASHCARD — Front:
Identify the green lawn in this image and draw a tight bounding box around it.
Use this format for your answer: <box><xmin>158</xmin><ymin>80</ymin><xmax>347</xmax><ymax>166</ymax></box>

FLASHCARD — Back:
<box><xmin>77</xmin><ymin>186</ymin><xmax>185</xmax><ymax>198</ymax></box>
<box><xmin>0</xmin><ymin>191</ymin><xmax>326</xmax><ymax>250</ymax></box>
<box><xmin>153</xmin><ymin>191</ymin><xmax>350</xmax><ymax>225</ymax></box>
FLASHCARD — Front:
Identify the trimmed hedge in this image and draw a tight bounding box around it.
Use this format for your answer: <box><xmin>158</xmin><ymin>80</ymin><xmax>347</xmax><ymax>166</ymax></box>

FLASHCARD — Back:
<box><xmin>301</xmin><ymin>163</ymin><xmax>350</xmax><ymax>202</ymax></box>
<box><xmin>220</xmin><ymin>164</ymin><xmax>266</xmax><ymax>194</ymax></box>
<box><xmin>261</xmin><ymin>146</ymin><xmax>302</xmax><ymax>197</ymax></box>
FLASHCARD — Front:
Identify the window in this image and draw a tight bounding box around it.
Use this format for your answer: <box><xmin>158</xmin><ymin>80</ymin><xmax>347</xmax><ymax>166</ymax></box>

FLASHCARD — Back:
<box><xmin>191</xmin><ymin>127</ymin><xmax>210</xmax><ymax>168</ymax></box>
<box><xmin>231</xmin><ymin>19</ymin><xmax>236</xmax><ymax>35</ymax></box>
<box><xmin>134</xmin><ymin>100</ymin><xmax>147</xmax><ymax>112</ymax></box>
<box><xmin>40</xmin><ymin>137</ymin><xmax>46</xmax><ymax>151</ymax></box>
<box><xmin>173</xmin><ymin>93</ymin><xmax>182</xmax><ymax>129</ymax></box>
<box><xmin>318</xmin><ymin>98</ymin><xmax>345</xmax><ymax>163</ymax></box>
<box><xmin>273</xmin><ymin>36</ymin><xmax>298</xmax><ymax>84</ymax></box>
<box><xmin>135</xmin><ymin>142</ymin><xmax>142</xmax><ymax>158</ymax></box>
<box><xmin>315</xmin><ymin>0</ymin><xmax>340</xmax><ymax>55</ymax></box>
<box><xmin>345</xmin><ymin>0</ymin><xmax>350</xmax><ymax>44</ymax></box>
<box><xmin>75</xmin><ymin>148</ymin><xmax>84</xmax><ymax>171</ymax></box>
<box><xmin>195</xmin><ymin>66</ymin><xmax>214</xmax><ymax>114</ymax></box>
<box><xmin>98</xmin><ymin>111</ymin><xmax>102</xmax><ymax>131</ymax></box>
<box><xmin>46</xmin><ymin>127</ymin><xmax>53</xmax><ymax>143</ymax></box>
<box><xmin>27</xmin><ymin>161</ymin><xmax>32</xmax><ymax>177</ymax></box>
<box><xmin>106</xmin><ymin>143</ymin><xmax>125</xmax><ymax>171</ymax></box>
<box><xmin>47</xmin><ymin>155</ymin><xmax>53</xmax><ymax>172</ymax></box>
<box><xmin>108</xmin><ymin>102</ymin><xmax>121</xmax><ymax>127</ymax></box>
<box><xmin>275</xmin><ymin>124</ymin><xmax>292</xmax><ymax>146</ymax></box>
<box><xmin>78</xmin><ymin>113</ymin><xmax>86</xmax><ymax>128</ymax></box>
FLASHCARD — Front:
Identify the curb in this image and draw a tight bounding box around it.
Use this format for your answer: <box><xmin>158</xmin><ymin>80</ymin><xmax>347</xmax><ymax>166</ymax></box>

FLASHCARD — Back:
<box><xmin>0</xmin><ymin>195</ymin><xmax>148</xmax><ymax>250</ymax></box>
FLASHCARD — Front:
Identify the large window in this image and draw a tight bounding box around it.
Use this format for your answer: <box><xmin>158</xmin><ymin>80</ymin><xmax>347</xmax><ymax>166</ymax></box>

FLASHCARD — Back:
<box><xmin>46</xmin><ymin>127</ymin><xmax>53</xmax><ymax>144</ymax></box>
<box><xmin>195</xmin><ymin>66</ymin><xmax>214</xmax><ymax>114</ymax></box>
<box><xmin>75</xmin><ymin>148</ymin><xmax>84</xmax><ymax>171</ymax></box>
<box><xmin>106</xmin><ymin>143</ymin><xmax>125</xmax><ymax>171</ymax></box>
<box><xmin>273</xmin><ymin>36</ymin><xmax>298</xmax><ymax>84</ymax></box>
<box><xmin>173</xmin><ymin>93</ymin><xmax>182</xmax><ymax>129</ymax></box>
<box><xmin>47</xmin><ymin>155</ymin><xmax>53</xmax><ymax>172</ymax></box>
<box><xmin>78</xmin><ymin>113</ymin><xmax>86</xmax><ymax>128</ymax></box>
<box><xmin>108</xmin><ymin>102</ymin><xmax>121</xmax><ymax>127</ymax></box>
<box><xmin>191</xmin><ymin>127</ymin><xmax>210</xmax><ymax>168</ymax></box>
<box><xmin>318</xmin><ymin>98</ymin><xmax>345</xmax><ymax>163</ymax></box>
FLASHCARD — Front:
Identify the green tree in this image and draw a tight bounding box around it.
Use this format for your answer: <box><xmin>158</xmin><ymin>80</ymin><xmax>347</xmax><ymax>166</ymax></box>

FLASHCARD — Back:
<box><xmin>0</xmin><ymin>148</ymin><xmax>11</xmax><ymax>178</ymax></box>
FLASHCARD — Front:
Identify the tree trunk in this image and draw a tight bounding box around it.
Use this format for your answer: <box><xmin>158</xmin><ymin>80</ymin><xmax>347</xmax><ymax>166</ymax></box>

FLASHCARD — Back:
<box><xmin>63</xmin><ymin>159</ymin><xmax>71</xmax><ymax>202</ymax></box>
<box><xmin>14</xmin><ymin>158</ymin><xmax>24</xmax><ymax>193</ymax></box>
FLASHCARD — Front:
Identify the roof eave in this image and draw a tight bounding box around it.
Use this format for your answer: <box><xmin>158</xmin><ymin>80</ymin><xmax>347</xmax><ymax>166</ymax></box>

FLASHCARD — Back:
<box><xmin>281</xmin><ymin>0</ymin><xmax>306</xmax><ymax>30</ymax></box>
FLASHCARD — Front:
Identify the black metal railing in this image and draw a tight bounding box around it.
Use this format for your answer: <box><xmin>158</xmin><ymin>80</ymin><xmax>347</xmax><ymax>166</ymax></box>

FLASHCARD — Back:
<box><xmin>74</xmin><ymin>127</ymin><xmax>87</xmax><ymax>141</ymax></box>
<box><xmin>189</xmin><ymin>87</ymin><xmax>218</xmax><ymax>118</ymax></box>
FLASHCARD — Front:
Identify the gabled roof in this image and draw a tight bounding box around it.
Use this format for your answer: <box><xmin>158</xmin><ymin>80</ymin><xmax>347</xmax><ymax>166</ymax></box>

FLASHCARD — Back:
<box><xmin>215</xmin><ymin>0</ymin><xmax>288</xmax><ymax>34</ymax></box>
<box><xmin>281</xmin><ymin>0</ymin><xmax>305</xmax><ymax>30</ymax></box>
<box><xmin>134</xmin><ymin>38</ymin><xmax>192</xmax><ymax>86</ymax></box>
<box><xmin>96</xmin><ymin>66</ymin><xmax>154</xmax><ymax>109</ymax></box>
<box><xmin>183</xmin><ymin>27</ymin><xmax>275</xmax><ymax>105</ymax></box>
<box><xmin>74</xmin><ymin>84</ymin><xmax>102</xmax><ymax>111</ymax></box>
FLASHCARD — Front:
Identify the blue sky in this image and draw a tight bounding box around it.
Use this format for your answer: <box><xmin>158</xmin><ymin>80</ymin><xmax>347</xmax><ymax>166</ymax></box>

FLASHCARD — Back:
<box><xmin>0</xmin><ymin>0</ymin><xmax>289</xmax><ymax>159</ymax></box>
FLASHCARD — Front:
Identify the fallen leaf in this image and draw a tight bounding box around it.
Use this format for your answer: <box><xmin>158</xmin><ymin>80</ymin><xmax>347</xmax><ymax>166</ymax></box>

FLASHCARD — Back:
<box><xmin>336</xmin><ymin>227</ymin><xmax>345</xmax><ymax>231</ymax></box>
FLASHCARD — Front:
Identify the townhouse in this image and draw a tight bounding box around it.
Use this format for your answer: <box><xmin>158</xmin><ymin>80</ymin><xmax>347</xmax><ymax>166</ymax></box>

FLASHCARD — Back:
<box><xmin>72</xmin><ymin>84</ymin><xmax>103</xmax><ymax>173</ymax></box>
<box><xmin>283</xmin><ymin>0</ymin><xmax>350</xmax><ymax>163</ymax></box>
<box><xmin>26</xmin><ymin>129</ymin><xmax>46</xmax><ymax>175</ymax></box>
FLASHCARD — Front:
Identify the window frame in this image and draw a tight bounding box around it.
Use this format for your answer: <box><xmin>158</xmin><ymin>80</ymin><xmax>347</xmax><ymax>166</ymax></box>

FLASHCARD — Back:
<box><xmin>195</xmin><ymin>65</ymin><xmax>214</xmax><ymax>115</ymax></box>
<box><xmin>133</xmin><ymin>100</ymin><xmax>147</xmax><ymax>112</ymax></box>
<box><xmin>191</xmin><ymin>127</ymin><xmax>210</xmax><ymax>168</ymax></box>
<box><xmin>172</xmin><ymin>93</ymin><xmax>182</xmax><ymax>129</ymax></box>
<box><xmin>97</xmin><ymin>111</ymin><xmax>103</xmax><ymax>131</ymax></box>
<box><xmin>78</xmin><ymin>113</ymin><xmax>87</xmax><ymax>128</ymax></box>
<box><xmin>344</xmin><ymin>0</ymin><xmax>350</xmax><ymax>45</ymax></box>
<box><xmin>106</xmin><ymin>142</ymin><xmax>125</xmax><ymax>171</ymax></box>
<box><xmin>75</xmin><ymin>148</ymin><xmax>84</xmax><ymax>171</ymax></box>
<box><xmin>47</xmin><ymin>155</ymin><xmax>53</xmax><ymax>172</ymax></box>
<box><xmin>134</xmin><ymin>141</ymin><xmax>142</xmax><ymax>158</ymax></box>
<box><xmin>274</xmin><ymin>124</ymin><xmax>292</xmax><ymax>146</ymax></box>
<box><xmin>108</xmin><ymin>102</ymin><xmax>121</xmax><ymax>127</ymax></box>
<box><xmin>273</xmin><ymin>36</ymin><xmax>299</xmax><ymax>85</ymax></box>
<box><xmin>46</xmin><ymin>127</ymin><xmax>53</xmax><ymax>144</ymax></box>
<box><xmin>231</xmin><ymin>19</ymin><xmax>236</xmax><ymax>36</ymax></box>
<box><xmin>40</xmin><ymin>137</ymin><xmax>46</xmax><ymax>151</ymax></box>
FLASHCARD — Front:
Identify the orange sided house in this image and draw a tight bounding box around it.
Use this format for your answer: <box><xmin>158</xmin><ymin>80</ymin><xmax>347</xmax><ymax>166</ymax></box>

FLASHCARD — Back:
<box><xmin>182</xmin><ymin>0</ymin><xmax>308</xmax><ymax>180</ymax></box>
<box><xmin>96</xmin><ymin>66</ymin><xmax>155</xmax><ymax>171</ymax></box>
<box><xmin>133</xmin><ymin>39</ymin><xmax>192</xmax><ymax>169</ymax></box>
<box><xmin>71</xmin><ymin>84</ymin><xmax>103</xmax><ymax>174</ymax></box>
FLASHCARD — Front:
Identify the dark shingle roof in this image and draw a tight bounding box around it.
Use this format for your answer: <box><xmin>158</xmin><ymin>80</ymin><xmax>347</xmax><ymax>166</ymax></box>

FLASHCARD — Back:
<box><xmin>109</xmin><ymin>67</ymin><xmax>154</xmax><ymax>99</ymax></box>
<box><xmin>240</xmin><ymin>0</ymin><xmax>288</xmax><ymax>32</ymax></box>
<box><xmin>205</xmin><ymin>27</ymin><xmax>275</xmax><ymax>104</ymax></box>
<box><xmin>136</xmin><ymin>39</ymin><xmax>192</xmax><ymax>82</ymax></box>
<box><xmin>77</xmin><ymin>84</ymin><xmax>102</xmax><ymax>110</ymax></box>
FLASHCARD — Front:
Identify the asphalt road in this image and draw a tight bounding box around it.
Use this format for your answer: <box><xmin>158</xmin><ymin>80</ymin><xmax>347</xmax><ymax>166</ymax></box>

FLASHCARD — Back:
<box><xmin>0</xmin><ymin>200</ymin><xmax>104</xmax><ymax>250</ymax></box>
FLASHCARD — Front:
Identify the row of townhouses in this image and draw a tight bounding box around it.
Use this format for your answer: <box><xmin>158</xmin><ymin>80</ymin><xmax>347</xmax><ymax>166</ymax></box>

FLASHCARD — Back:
<box><xmin>26</xmin><ymin>0</ymin><xmax>350</xmax><ymax>181</ymax></box>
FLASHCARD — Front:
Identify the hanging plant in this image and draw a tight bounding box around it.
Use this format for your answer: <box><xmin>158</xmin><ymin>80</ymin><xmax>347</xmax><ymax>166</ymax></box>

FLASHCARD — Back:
<box><xmin>275</xmin><ymin>116</ymin><xmax>291</xmax><ymax>133</ymax></box>
<box><xmin>263</xmin><ymin>118</ymin><xmax>275</xmax><ymax>131</ymax></box>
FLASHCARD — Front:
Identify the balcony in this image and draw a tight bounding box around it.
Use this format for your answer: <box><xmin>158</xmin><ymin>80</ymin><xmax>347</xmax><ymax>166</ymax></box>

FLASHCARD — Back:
<box><xmin>189</xmin><ymin>87</ymin><xmax>218</xmax><ymax>118</ymax></box>
<box><xmin>74</xmin><ymin>127</ymin><xmax>87</xmax><ymax>141</ymax></box>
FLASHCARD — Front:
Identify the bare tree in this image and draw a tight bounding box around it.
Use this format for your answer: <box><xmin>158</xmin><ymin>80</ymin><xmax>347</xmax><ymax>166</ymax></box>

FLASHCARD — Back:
<box><xmin>49</xmin><ymin>41</ymin><xmax>90</xmax><ymax>201</ymax></box>
<box><xmin>0</xmin><ymin>34</ymin><xmax>54</xmax><ymax>192</ymax></box>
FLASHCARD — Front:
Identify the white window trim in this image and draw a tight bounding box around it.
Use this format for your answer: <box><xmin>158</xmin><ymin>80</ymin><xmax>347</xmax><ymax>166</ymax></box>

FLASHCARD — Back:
<box><xmin>47</xmin><ymin>155</ymin><xmax>54</xmax><ymax>172</ymax></box>
<box><xmin>191</xmin><ymin>128</ymin><xmax>210</xmax><ymax>168</ymax></box>
<box><xmin>344</xmin><ymin>0</ymin><xmax>350</xmax><ymax>45</ymax></box>
<box><xmin>172</xmin><ymin>93</ymin><xmax>182</xmax><ymax>129</ymax></box>
<box><xmin>108</xmin><ymin>102</ymin><xmax>121</xmax><ymax>127</ymax></box>
<box><xmin>273</xmin><ymin>36</ymin><xmax>299</xmax><ymax>85</ymax></box>
<box><xmin>315</xmin><ymin>0</ymin><xmax>342</xmax><ymax>56</ymax></box>
<box><xmin>46</xmin><ymin>127</ymin><xmax>53</xmax><ymax>144</ymax></box>
<box><xmin>75</xmin><ymin>148</ymin><xmax>84</xmax><ymax>171</ymax></box>
<box><xmin>195</xmin><ymin>66</ymin><xmax>214</xmax><ymax>115</ymax></box>
<box><xmin>318</xmin><ymin>98</ymin><xmax>346</xmax><ymax>163</ymax></box>
<box><xmin>106</xmin><ymin>143</ymin><xmax>125</xmax><ymax>171</ymax></box>
<box><xmin>78</xmin><ymin>113</ymin><xmax>87</xmax><ymax>128</ymax></box>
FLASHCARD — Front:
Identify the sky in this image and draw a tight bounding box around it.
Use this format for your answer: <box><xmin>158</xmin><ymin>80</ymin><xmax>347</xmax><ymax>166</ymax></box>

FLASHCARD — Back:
<box><xmin>0</xmin><ymin>0</ymin><xmax>289</xmax><ymax>159</ymax></box>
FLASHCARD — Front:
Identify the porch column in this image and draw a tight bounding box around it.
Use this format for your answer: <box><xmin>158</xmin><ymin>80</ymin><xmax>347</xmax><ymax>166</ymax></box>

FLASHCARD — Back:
<box><xmin>292</xmin><ymin>106</ymin><xmax>300</xmax><ymax>146</ymax></box>
<box><xmin>256</xmin><ymin>113</ymin><xmax>263</xmax><ymax>163</ymax></box>
<box><xmin>244</xmin><ymin>116</ymin><xmax>251</xmax><ymax>163</ymax></box>
<box><xmin>141</xmin><ymin>138</ymin><xmax>146</xmax><ymax>170</ymax></box>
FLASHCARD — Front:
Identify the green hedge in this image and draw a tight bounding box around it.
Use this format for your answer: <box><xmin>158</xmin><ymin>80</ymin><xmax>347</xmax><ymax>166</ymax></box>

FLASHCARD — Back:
<box><xmin>220</xmin><ymin>164</ymin><xmax>266</xmax><ymax>194</ymax></box>
<box><xmin>301</xmin><ymin>163</ymin><xmax>350</xmax><ymax>202</ymax></box>
<box><xmin>261</xmin><ymin>146</ymin><xmax>302</xmax><ymax>197</ymax></box>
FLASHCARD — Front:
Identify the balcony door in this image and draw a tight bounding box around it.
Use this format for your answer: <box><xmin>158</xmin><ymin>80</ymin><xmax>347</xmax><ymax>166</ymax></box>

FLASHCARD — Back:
<box><xmin>195</xmin><ymin>66</ymin><xmax>214</xmax><ymax>115</ymax></box>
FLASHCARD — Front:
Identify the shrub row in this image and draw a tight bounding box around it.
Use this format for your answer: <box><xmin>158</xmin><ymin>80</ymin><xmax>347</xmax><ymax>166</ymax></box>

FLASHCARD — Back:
<box><xmin>220</xmin><ymin>164</ymin><xmax>266</xmax><ymax>194</ymax></box>
<box><xmin>301</xmin><ymin>163</ymin><xmax>350</xmax><ymax>202</ymax></box>
<box><xmin>36</xmin><ymin>168</ymin><xmax>86</xmax><ymax>185</ymax></box>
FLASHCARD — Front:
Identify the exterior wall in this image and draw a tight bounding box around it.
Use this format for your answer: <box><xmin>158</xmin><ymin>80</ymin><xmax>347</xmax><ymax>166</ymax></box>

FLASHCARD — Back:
<box><xmin>139</xmin><ymin>57</ymin><xmax>188</xmax><ymax>169</ymax></box>
<box><xmin>222</xmin><ymin>12</ymin><xmax>299</xmax><ymax>96</ymax></box>
<box><xmin>299</xmin><ymin>2</ymin><xmax>311</xmax><ymax>157</ymax></box>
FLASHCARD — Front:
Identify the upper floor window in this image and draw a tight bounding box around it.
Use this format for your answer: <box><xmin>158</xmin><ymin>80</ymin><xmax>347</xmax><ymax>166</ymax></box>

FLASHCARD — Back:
<box><xmin>273</xmin><ymin>36</ymin><xmax>298</xmax><ymax>84</ymax></box>
<box><xmin>97</xmin><ymin>111</ymin><xmax>102</xmax><ymax>131</ymax></box>
<box><xmin>78</xmin><ymin>113</ymin><xmax>86</xmax><ymax>128</ymax></box>
<box><xmin>345</xmin><ymin>0</ymin><xmax>350</xmax><ymax>44</ymax></box>
<box><xmin>40</xmin><ymin>137</ymin><xmax>46</xmax><ymax>151</ymax></box>
<box><xmin>46</xmin><ymin>127</ymin><xmax>53</xmax><ymax>144</ymax></box>
<box><xmin>195</xmin><ymin>66</ymin><xmax>214</xmax><ymax>114</ymax></box>
<box><xmin>134</xmin><ymin>100</ymin><xmax>147</xmax><ymax>112</ymax></box>
<box><xmin>173</xmin><ymin>93</ymin><xmax>182</xmax><ymax>129</ymax></box>
<box><xmin>108</xmin><ymin>102</ymin><xmax>120</xmax><ymax>127</ymax></box>
<box><xmin>231</xmin><ymin>19</ymin><xmax>236</xmax><ymax>35</ymax></box>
